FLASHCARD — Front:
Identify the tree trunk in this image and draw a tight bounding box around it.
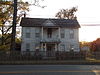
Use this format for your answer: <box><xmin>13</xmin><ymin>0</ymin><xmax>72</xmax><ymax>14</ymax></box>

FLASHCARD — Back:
<box><xmin>11</xmin><ymin>0</ymin><xmax>17</xmax><ymax>51</ymax></box>
<box><xmin>1</xmin><ymin>21</ymin><xmax>5</xmax><ymax>45</ymax></box>
<box><xmin>1</xmin><ymin>25</ymin><xmax>4</xmax><ymax>45</ymax></box>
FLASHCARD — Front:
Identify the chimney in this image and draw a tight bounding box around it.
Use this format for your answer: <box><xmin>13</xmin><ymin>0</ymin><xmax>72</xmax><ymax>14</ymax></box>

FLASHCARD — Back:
<box><xmin>24</xmin><ymin>13</ymin><xmax>26</xmax><ymax>18</ymax></box>
<box><xmin>23</xmin><ymin>12</ymin><xmax>26</xmax><ymax>18</ymax></box>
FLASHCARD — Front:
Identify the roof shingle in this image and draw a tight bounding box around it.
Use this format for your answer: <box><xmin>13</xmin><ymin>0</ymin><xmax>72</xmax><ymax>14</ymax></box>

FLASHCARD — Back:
<box><xmin>20</xmin><ymin>18</ymin><xmax>80</xmax><ymax>28</ymax></box>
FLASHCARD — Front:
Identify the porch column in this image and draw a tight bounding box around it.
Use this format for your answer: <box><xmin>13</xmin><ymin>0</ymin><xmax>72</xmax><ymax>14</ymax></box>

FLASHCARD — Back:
<box><xmin>40</xmin><ymin>43</ymin><xmax>43</xmax><ymax>56</ymax></box>
<box><xmin>58</xmin><ymin>27</ymin><xmax>60</xmax><ymax>39</ymax></box>
<box><xmin>57</xmin><ymin>44</ymin><xmax>59</xmax><ymax>51</ymax></box>
<box><xmin>41</xmin><ymin>27</ymin><xmax>43</xmax><ymax>39</ymax></box>
<box><xmin>44</xmin><ymin>43</ymin><xmax>47</xmax><ymax>56</ymax></box>
<box><xmin>45</xmin><ymin>43</ymin><xmax>47</xmax><ymax>51</ymax></box>
<box><xmin>58</xmin><ymin>44</ymin><xmax>60</xmax><ymax>51</ymax></box>
<box><xmin>55</xmin><ymin>44</ymin><xmax>57</xmax><ymax>51</ymax></box>
<box><xmin>56</xmin><ymin>44</ymin><xmax>59</xmax><ymax>58</ymax></box>
<box><xmin>41</xmin><ymin>43</ymin><xmax>43</xmax><ymax>51</ymax></box>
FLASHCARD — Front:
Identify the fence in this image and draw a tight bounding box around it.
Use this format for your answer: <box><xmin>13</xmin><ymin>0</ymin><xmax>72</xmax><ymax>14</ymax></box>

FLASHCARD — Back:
<box><xmin>1</xmin><ymin>51</ymin><xmax>100</xmax><ymax>61</ymax></box>
<box><xmin>0</xmin><ymin>51</ymin><xmax>88</xmax><ymax>61</ymax></box>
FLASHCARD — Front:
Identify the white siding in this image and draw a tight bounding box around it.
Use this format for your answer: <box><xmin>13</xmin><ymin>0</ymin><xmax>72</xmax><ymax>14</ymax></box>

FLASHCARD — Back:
<box><xmin>21</xmin><ymin>27</ymin><xmax>80</xmax><ymax>52</ymax></box>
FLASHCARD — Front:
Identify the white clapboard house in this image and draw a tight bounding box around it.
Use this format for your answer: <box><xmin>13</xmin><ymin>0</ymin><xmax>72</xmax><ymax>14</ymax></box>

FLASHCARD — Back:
<box><xmin>20</xmin><ymin>18</ymin><xmax>80</xmax><ymax>57</ymax></box>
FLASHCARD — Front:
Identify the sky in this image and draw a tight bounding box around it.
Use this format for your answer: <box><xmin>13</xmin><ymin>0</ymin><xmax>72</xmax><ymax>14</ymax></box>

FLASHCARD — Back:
<box><xmin>24</xmin><ymin>0</ymin><xmax>100</xmax><ymax>42</ymax></box>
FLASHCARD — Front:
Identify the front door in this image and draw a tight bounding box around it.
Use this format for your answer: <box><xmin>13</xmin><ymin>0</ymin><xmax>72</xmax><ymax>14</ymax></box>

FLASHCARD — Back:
<box><xmin>47</xmin><ymin>44</ymin><xmax>55</xmax><ymax>57</ymax></box>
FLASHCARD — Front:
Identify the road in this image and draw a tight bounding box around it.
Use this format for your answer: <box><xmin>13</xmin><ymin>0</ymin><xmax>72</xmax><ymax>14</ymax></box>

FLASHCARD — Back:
<box><xmin>0</xmin><ymin>65</ymin><xmax>100</xmax><ymax>75</ymax></box>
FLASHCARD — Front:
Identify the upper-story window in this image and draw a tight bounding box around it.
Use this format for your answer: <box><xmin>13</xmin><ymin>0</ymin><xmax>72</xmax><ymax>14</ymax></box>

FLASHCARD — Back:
<box><xmin>70</xmin><ymin>29</ymin><xmax>74</xmax><ymax>39</ymax></box>
<box><xmin>35</xmin><ymin>28</ymin><xmax>40</xmax><ymax>38</ymax></box>
<box><xmin>47</xmin><ymin>28</ymin><xmax>52</xmax><ymax>38</ymax></box>
<box><xmin>26</xmin><ymin>33</ymin><xmax>30</xmax><ymax>38</ymax></box>
<box><xmin>35</xmin><ymin>33</ymin><xmax>40</xmax><ymax>38</ymax></box>
<box><xmin>26</xmin><ymin>28</ymin><xmax>31</xmax><ymax>38</ymax></box>
<box><xmin>61</xmin><ymin>33</ymin><xmax>64</xmax><ymax>38</ymax></box>
<box><xmin>26</xmin><ymin>28</ymin><xmax>30</xmax><ymax>33</ymax></box>
<box><xmin>61</xmin><ymin>28</ymin><xmax>65</xmax><ymax>38</ymax></box>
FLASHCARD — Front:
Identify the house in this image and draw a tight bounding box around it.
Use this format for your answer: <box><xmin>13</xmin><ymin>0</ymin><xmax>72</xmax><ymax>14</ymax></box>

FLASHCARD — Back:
<box><xmin>20</xmin><ymin>18</ymin><xmax>80</xmax><ymax>57</ymax></box>
<box><xmin>81</xmin><ymin>46</ymin><xmax>90</xmax><ymax>51</ymax></box>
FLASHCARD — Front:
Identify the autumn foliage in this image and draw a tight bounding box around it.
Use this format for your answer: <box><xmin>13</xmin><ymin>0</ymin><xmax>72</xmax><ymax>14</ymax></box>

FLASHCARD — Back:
<box><xmin>90</xmin><ymin>38</ymin><xmax>100</xmax><ymax>52</ymax></box>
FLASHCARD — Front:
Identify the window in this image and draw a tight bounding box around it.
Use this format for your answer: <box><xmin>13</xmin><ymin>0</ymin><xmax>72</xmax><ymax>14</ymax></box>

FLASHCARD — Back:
<box><xmin>61</xmin><ymin>28</ymin><xmax>65</xmax><ymax>38</ymax></box>
<box><xmin>35</xmin><ymin>28</ymin><xmax>40</xmax><ymax>38</ymax></box>
<box><xmin>26</xmin><ymin>43</ymin><xmax>30</xmax><ymax>51</ymax></box>
<box><xmin>26</xmin><ymin>33</ymin><xmax>30</xmax><ymax>38</ymax></box>
<box><xmin>35</xmin><ymin>43</ymin><xmax>40</xmax><ymax>50</ymax></box>
<box><xmin>26</xmin><ymin>28</ymin><xmax>30</xmax><ymax>33</ymax></box>
<box><xmin>47</xmin><ymin>28</ymin><xmax>52</xmax><ymax>38</ymax></box>
<box><xmin>26</xmin><ymin>28</ymin><xmax>31</xmax><ymax>38</ymax></box>
<box><xmin>61</xmin><ymin>33</ymin><xmax>64</xmax><ymax>38</ymax></box>
<box><xmin>70</xmin><ymin>29</ymin><xmax>74</xmax><ymax>39</ymax></box>
<box><xmin>70</xmin><ymin>44</ymin><xmax>74</xmax><ymax>51</ymax></box>
<box><xmin>60</xmin><ymin>44</ymin><xmax>65</xmax><ymax>51</ymax></box>
<box><xmin>35</xmin><ymin>33</ymin><xmax>40</xmax><ymax>38</ymax></box>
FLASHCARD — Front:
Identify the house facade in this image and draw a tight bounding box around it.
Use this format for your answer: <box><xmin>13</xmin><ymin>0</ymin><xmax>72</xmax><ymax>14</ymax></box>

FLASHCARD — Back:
<box><xmin>20</xmin><ymin>18</ymin><xmax>80</xmax><ymax>57</ymax></box>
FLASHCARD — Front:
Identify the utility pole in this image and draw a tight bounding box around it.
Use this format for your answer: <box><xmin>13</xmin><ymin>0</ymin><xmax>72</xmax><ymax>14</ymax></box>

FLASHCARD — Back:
<box><xmin>11</xmin><ymin>0</ymin><xmax>17</xmax><ymax>51</ymax></box>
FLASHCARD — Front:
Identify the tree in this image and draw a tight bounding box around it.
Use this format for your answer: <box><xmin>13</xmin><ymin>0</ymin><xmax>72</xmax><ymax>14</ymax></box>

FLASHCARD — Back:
<box><xmin>0</xmin><ymin>33</ymin><xmax>21</xmax><ymax>51</ymax></box>
<box><xmin>55</xmin><ymin>7</ymin><xmax>77</xmax><ymax>19</ymax></box>
<box><xmin>0</xmin><ymin>33</ymin><xmax>11</xmax><ymax>51</ymax></box>
<box><xmin>90</xmin><ymin>38</ymin><xmax>100</xmax><ymax>52</ymax></box>
<box><xmin>0</xmin><ymin>0</ymin><xmax>45</xmax><ymax>51</ymax></box>
<box><xmin>0</xmin><ymin>0</ymin><xmax>29</xmax><ymax>51</ymax></box>
<box><xmin>15</xmin><ymin>37</ymin><xmax>21</xmax><ymax>51</ymax></box>
<box><xmin>11</xmin><ymin>0</ymin><xmax>45</xmax><ymax>51</ymax></box>
<box><xmin>80</xmin><ymin>41</ymin><xmax>91</xmax><ymax>52</ymax></box>
<box><xmin>11</xmin><ymin>0</ymin><xmax>18</xmax><ymax>51</ymax></box>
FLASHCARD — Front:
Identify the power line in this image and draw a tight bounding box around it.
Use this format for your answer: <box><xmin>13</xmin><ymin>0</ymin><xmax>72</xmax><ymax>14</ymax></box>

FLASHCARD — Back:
<box><xmin>81</xmin><ymin>24</ymin><xmax>100</xmax><ymax>26</ymax></box>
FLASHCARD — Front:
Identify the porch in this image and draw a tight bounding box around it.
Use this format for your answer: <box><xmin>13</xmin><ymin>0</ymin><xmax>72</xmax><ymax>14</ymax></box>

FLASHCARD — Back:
<box><xmin>40</xmin><ymin>43</ymin><xmax>60</xmax><ymax>57</ymax></box>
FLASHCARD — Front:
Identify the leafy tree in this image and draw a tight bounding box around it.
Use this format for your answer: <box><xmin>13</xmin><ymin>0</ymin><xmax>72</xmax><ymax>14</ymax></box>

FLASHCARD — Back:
<box><xmin>0</xmin><ymin>33</ymin><xmax>21</xmax><ymax>51</ymax></box>
<box><xmin>55</xmin><ymin>7</ymin><xmax>77</xmax><ymax>19</ymax></box>
<box><xmin>0</xmin><ymin>33</ymin><xmax>11</xmax><ymax>51</ymax></box>
<box><xmin>15</xmin><ymin>37</ymin><xmax>21</xmax><ymax>51</ymax></box>
<box><xmin>80</xmin><ymin>41</ymin><xmax>90</xmax><ymax>47</ymax></box>
<box><xmin>0</xmin><ymin>0</ymin><xmax>29</xmax><ymax>50</ymax></box>
<box><xmin>90</xmin><ymin>38</ymin><xmax>100</xmax><ymax>52</ymax></box>
<box><xmin>80</xmin><ymin>41</ymin><xmax>91</xmax><ymax>52</ymax></box>
<box><xmin>0</xmin><ymin>0</ymin><xmax>45</xmax><ymax>51</ymax></box>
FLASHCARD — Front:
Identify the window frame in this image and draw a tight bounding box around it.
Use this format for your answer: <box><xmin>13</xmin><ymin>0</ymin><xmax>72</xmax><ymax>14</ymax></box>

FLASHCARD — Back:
<box><xmin>69</xmin><ymin>29</ymin><xmax>74</xmax><ymax>39</ymax></box>
<box><xmin>26</xmin><ymin>28</ymin><xmax>31</xmax><ymax>38</ymax></box>
<box><xmin>26</xmin><ymin>43</ymin><xmax>30</xmax><ymax>51</ymax></box>
<box><xmin>26</xmin><ymin>33</ymin><xmax>30</xmax><ymax>38</ymax></box>
<box><xmin>35</xmin><ymin>33</ymin><xmax>40</xmax><ymax>38</ymax></box>
<box><xmin>61</xmin><ymin>33</ymin><xmax>65</xmax><ymax>38</ymax></box>
<box><xmin>60</xmin><ymin>44</ymin><xmax>65</xmax><ymax>51</ymax></box>
<box><xmin>47</xmin><ymin>28</ymin><xmax>52</xmax><ymax>38</ymax></box>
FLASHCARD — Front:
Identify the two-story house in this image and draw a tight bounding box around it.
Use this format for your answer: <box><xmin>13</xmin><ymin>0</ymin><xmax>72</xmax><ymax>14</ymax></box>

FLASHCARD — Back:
<box><xmin>20</xmin><ymin>18</ymin><xmax>80</xmax><ymax>57</ymax></box>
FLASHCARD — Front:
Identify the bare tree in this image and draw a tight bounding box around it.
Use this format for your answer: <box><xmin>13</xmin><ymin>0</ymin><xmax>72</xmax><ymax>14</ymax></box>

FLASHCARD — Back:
<box><xmin>55</xmin><ymin>7</ymin><xmax>77</xmax><ymax>19</ymax></box>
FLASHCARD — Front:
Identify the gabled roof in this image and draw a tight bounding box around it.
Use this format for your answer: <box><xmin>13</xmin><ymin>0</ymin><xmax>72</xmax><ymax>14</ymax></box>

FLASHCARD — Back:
<box><xmin>20</xmin><ymin>18</ymin><xmax>80</xmax><ymax>28</ymax></box>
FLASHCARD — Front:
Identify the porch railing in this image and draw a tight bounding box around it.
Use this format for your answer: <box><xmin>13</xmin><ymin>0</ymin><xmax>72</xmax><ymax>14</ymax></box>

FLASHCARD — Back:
<box><xmin>40</xmin><ymin>38</ymin><xmax>61</xmax><ymax>43</ymax></box>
